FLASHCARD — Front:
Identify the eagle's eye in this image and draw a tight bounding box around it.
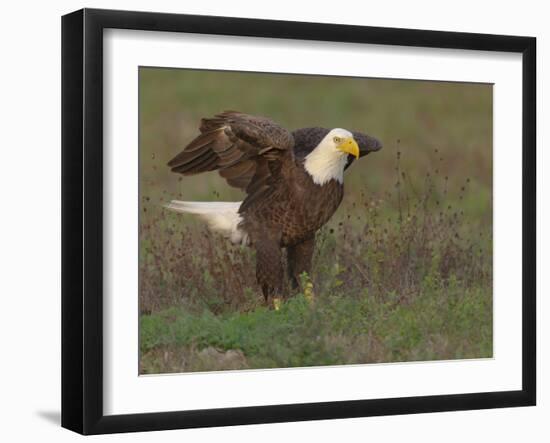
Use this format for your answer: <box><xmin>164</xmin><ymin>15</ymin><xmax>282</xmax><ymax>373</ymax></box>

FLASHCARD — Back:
<box><xmin>333</xmin><ymin>136</ymin><xmax>341</xmax><ymax>144</ymax></box>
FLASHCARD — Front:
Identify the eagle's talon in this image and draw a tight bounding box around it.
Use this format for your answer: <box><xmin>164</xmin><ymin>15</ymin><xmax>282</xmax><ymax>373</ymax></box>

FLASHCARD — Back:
<box><xmin>304</xmin><ymin>282</ymin><xmax>315</xmax><ymax>305</ymax></box>
<box><xmin>272</xmin><ymin>297</ymin><xmax>282</xmax><ymax>311</ymax></box>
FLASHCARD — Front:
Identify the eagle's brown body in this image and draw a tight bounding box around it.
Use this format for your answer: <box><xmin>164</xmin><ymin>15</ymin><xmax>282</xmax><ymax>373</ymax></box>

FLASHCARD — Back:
<box><xmin>167</xmin><ymin>112</ymin><xmax>381</xmax><ymax>303</ymax></box>
<box><xmin>242</xmin><ymin>169</ymin><xmax>344</xmax><ymax>297</ymax></box>
<box><xmin>243</xmin><ymin>167</ymin><xmax>344</xmax><ymax>247</ymax></box>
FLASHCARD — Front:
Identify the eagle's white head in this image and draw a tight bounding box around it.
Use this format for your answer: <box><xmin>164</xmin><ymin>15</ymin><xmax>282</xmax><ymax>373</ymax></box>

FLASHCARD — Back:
<box><xmin>303</xmin><ymin>128</ymin><xmax>360</xmax><ymax>185</ymax></box>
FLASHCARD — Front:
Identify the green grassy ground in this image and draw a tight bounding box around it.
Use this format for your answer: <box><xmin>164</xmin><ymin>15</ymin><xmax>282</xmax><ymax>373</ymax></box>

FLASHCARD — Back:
<box><xmin>139</xmin><ymin>67</ymin><xmax>493</xmax><ymax>373</ymax></box>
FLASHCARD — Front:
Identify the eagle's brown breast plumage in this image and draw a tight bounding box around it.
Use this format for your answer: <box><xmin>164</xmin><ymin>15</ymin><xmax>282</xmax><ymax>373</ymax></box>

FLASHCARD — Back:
<box><xmin>167</xmin><ymin>111</ymin><xmax>381</xmax><ymax>304</ymax></box>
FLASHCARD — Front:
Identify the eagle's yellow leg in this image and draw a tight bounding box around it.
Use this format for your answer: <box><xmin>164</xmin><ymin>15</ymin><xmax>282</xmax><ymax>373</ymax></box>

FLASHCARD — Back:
<box><xmin>272</xmin><ymin>297</ymin><xmax>282</xmax><ymax>311</ymax></box>
<box><xmin>304</xmin><ymin>281</ymin><xmax>315</xmax><ymax>305</ymax></box>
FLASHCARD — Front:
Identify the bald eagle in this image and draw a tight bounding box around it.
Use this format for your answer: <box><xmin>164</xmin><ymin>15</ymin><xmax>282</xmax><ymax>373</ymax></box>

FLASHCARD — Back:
<box><xmin>166</xmin><ymin>111</ymin><xmax>382</xmax><ymax>305</ymax></box>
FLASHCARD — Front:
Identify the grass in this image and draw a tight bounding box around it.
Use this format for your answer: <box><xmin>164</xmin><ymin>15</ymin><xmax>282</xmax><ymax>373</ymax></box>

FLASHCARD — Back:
<box><xmin>138</xmin><ymin>67</ymin><xmax>493</xmax><ymax>374</ymax></box>
<box><xmin>141</xmin><ymin>284</ymin><xmax>491</xmax><ymax>373</ymax></box>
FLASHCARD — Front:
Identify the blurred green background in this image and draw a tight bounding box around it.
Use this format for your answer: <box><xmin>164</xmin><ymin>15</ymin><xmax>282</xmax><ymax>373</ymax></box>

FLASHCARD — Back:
<box><xmin>139</xmin><ymin>68</ymin><xmax>492</xmax><ymax>217</ymax></box>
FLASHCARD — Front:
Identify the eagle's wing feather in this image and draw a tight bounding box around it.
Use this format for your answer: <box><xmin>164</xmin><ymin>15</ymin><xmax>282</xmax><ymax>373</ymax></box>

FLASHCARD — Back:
<box><xmin>168</xmin><ymin>111</ymin><xmax>295</xmax><ymax>212</ymax></box>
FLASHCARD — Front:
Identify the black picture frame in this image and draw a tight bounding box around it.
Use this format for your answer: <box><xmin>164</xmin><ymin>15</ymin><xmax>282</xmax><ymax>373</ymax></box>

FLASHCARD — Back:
<box><xmin>61</xmin><ymin>8</ymin><xmax>536</xmax><ymax>435</ymax></box>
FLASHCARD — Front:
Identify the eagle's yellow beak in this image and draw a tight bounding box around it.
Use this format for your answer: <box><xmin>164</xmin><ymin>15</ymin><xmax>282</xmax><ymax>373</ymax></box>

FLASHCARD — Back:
<box><xmin>337</xmin><ymin>137</ymin><xmax>360</xmax><ymax>158</ymax></box>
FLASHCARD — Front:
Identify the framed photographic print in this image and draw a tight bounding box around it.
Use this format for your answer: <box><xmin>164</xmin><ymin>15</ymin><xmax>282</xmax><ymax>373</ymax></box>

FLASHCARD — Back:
<box><xmin>61</xmin><ymin>8</ymin><xmax>536</xmax><ymax>435</ymax></box>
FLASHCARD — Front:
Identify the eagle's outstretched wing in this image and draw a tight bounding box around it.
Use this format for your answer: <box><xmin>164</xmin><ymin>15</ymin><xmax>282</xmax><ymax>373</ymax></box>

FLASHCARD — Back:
<box><xmin>167</xmin><ymin>111</ymin><xmax>295</xmax><ymax>213</ymax></box>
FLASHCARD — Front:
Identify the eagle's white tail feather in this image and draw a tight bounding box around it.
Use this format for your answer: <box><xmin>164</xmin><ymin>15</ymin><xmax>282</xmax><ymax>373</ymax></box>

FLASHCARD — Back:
<box><xmin>164</xmin><ymin>200</ymin><xmax>248</xmax><ymax>245</ymax></box>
